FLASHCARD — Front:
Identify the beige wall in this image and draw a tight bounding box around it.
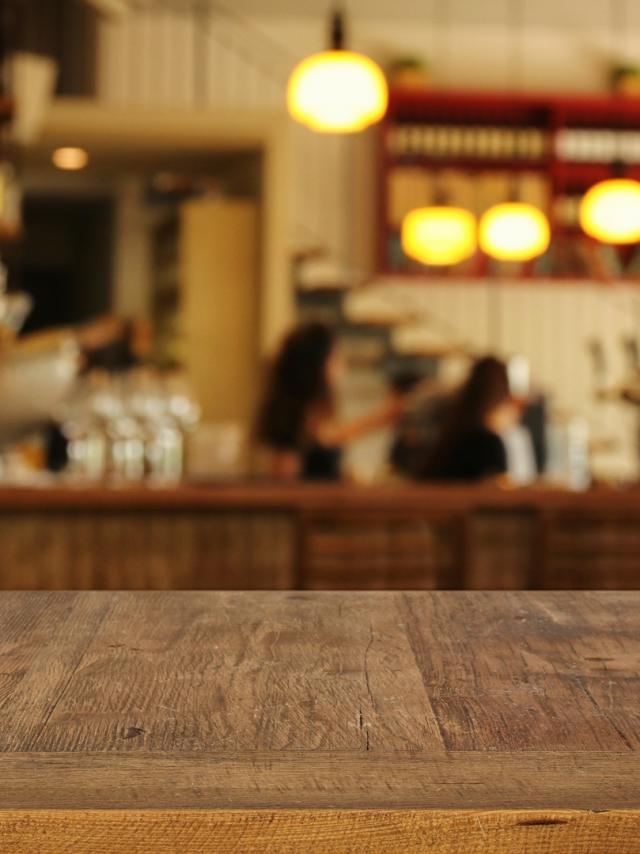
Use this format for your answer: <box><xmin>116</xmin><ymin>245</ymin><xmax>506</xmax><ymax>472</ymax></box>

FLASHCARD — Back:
<box><xmin>37</xmin><ymin>101</ymin><xmax>293</xmax><ymax>354</ymax></box>
<box><xmin>179</xmin><ymin>198</ymin><xmax>259</xmax><ymax>430</ymax></box>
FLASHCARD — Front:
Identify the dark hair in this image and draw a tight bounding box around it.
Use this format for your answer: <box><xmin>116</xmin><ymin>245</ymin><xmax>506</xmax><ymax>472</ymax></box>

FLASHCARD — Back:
<box><xmin>421</xmin><ymin>356</ymin><xmax>510</xmax><ymax>476</ymax></box>
<box><xmin>83</xmin><ymin>319</ymin><xmax>139</xmax><ymax>373</ymax></box>
<box><xmin>255</xmin><ymin>322</ymin><xmax>336</xmax><ymax>450</ymax></box>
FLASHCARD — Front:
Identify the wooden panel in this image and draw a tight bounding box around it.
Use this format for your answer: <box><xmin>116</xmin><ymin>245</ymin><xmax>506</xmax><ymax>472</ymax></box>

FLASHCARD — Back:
<box><xmin>0</xmin><ymin>511</ymin><xmax>295</xmax><ymax>590</ymax></box>
<box><xmin>541</xmin><ymin>509</ymin><xmax>640</xmax><ymax>589</ymax></box>
<box><xmin>465</xmin><ymin>510</ymin><xmax>537</xmax><ymax>589</ymax></box>
<box><xmin>1</xmin><ymin>484</ymin><xmax>640</xmax><ymax>591</ymax></box>
<box><xmin>300</xmin><ymin>510</ymin><xmax>462</xmax><ymax>590</ymax></box>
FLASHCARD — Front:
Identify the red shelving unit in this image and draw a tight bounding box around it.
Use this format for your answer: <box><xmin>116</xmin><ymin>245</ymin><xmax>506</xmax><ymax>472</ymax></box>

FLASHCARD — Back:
<box><xmin>377</xmin><ymin>88</ymin><xmax>640</xmax><ymax>281</ymax></box>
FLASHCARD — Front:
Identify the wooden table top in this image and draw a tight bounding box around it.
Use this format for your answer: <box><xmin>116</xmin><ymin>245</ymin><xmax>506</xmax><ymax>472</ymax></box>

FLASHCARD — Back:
<box><xmin>2</xmin><ymin>590</ymin><xmax>640</xmax><ymax>852</ymax></box>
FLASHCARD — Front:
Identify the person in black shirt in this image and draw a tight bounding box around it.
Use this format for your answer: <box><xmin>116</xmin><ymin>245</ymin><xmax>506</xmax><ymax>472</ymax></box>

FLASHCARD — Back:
<box><xmin>255</xmin><ymin>322</ymin><xmax>404</xmax><ymax>480</ymax></box>
<box><xmin>419</xmin><ymin>356</ymin><xmax>519</xmax><ymax>482</ymax></box>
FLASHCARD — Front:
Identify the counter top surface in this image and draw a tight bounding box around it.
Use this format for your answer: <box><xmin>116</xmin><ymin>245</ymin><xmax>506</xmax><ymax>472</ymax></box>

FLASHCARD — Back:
<box><xmin>2</xmin><ymin>590</ymin><xmax>640</xmax><ymax>811</ymax></box>
<box><xmin>3</xmin><ymin>590</ymin><xmax>640</xmax><ymax>850</ymax></box>
<box><xmin>1</xmin><ymin>480</ymin><xmax>640</xmax><ymax>511</ymax></box>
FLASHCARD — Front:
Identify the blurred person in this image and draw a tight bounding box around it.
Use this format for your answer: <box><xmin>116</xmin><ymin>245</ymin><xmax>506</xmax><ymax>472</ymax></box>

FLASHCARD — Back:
<box><xmin>12</xmin><ymin>314</ymin><xmax>153</xmax><ymax>372</ymax></box>
<box><xmin>389</xmin><ymin>370</ymin><xmax>450</xmax><ymax>478</ymax></box>
<box><xmin>418</xmin><ymin>356</ymin><xmax>520</xmax><ymax>482</ymax></box>
<box><xmin>8</xmin><ymin>314</ymin><xmax>153</xmax><ymax>471</ymax></box>
<box><xmin>80</xmin><ymin>315</ymin><xmax>153</xmax><ymax>372</ymax></box>
<box><xmin>256</xmin><ymin>321</ymin><xmax>404</xmax><ymax>480</ymax></box>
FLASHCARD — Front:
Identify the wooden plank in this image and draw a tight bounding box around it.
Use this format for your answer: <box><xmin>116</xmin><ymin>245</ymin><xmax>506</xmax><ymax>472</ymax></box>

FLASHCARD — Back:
<box><xmin>400</xmin><ymin>591</ymin><xmax>640</xmax><ymax>751</ymax></box>
<box><xmin>2</xmin><ymin>809</ymin><xmax>640</xmax><ymax>854</ymax></box>
<box><xmin>15</xmin><ymin>592</ymin><xmax>441</xmax><ymax>753</ymax></box>
<box><xmin>0</xmin><ymin>592</ymin><xmax>114</xmax><ymax>752</ymax></box>
<box><xmin>1</xmin><ymin>751</ymin><xmax>639</xmax><ymax>810</ymax></box>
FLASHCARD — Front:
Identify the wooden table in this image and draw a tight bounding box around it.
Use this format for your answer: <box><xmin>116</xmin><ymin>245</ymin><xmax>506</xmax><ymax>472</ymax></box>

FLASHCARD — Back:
<box><xmin>2</xmin><ymin>591</ymin><xmax>640</xmax><ymax>852</ymax></box>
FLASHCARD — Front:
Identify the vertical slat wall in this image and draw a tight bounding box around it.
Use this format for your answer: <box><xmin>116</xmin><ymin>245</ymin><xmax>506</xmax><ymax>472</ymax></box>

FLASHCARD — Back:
<box><xmin>94</xmin><ymin>4</ymin><xmax>353</xmax><ymax>265</ymax></box>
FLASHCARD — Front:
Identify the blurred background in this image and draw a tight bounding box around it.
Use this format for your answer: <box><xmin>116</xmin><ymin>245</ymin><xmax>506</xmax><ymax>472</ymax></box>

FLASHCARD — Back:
<box><xmin>3</xmin><ymin>0</ymin><xmax>640</xmax><ymax>591</ymax></box>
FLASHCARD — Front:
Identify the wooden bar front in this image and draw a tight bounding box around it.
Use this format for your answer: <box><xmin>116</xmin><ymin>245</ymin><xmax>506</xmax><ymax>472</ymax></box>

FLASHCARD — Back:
<box><xmin>1</xmin><ymin>482</ymin><xmax>640</xmax><ymax>589</ymax></box>
<box><xmin>1</xmin><ymin>590</ymin><xmax>640</xmax><ymax>852</ymax></box>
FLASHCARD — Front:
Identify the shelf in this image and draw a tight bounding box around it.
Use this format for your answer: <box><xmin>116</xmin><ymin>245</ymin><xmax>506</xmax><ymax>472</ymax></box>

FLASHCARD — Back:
<box><xmin>377</xmin><ymin>87</ymin><xmax>640</xmax><ymax>281</ymax></box>
<box><xmin>387</xmin><ymin>88</ymin><xmax>640</xmax><ymax>128</ymax></box>
<box><xmin>387</xmin><ymin>154</ymin><xmax>550</xmax><ymax>172</ymax></box>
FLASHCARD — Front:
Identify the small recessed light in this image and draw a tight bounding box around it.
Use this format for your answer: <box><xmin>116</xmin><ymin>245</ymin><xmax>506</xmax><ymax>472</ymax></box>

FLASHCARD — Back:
<box><xmin>52</xmin><ymin>147</ymin><xmax>89</xmax><ymax>170</ymax></box>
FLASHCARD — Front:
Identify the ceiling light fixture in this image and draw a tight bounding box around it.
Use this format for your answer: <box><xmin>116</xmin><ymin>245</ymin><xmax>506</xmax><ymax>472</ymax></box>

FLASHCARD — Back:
<box><xmin>479</xmin><ymin>201</ymin><xmax>550</xmax><ymax>262</ymax></box>
<box><xmin>579</xmin><ymin>177</ymin><xmax>640</xmax><ymax>244</ymax></box>
<box><xmin>287</xmin><ymin>7</ymin><xmax>388</xmax><ymax>133</ymax></box>
<box><xmin>401</xmin><ymin>206</ymin><xmax>477</xmax><ymax>267</ymax></box>
<box><xmin>52</xmin><ymin>147</ymin><xmax>89</xmax><ymax>171</ymax></box>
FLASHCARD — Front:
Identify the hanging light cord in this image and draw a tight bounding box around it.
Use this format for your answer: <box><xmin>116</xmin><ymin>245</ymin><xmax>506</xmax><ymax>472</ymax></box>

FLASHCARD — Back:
<box><xmin>330</xmin><ymin>5</ymin><xmax>345</xmax><ymax>50</ymax></box>
<box><xmin>509</xmin><ymin>0</ymin><xmax>524</xmax><ymax>93</ymax></box>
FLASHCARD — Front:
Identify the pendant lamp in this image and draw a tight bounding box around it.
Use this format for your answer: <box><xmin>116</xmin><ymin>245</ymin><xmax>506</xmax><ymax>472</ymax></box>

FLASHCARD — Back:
<box><xmin>479</xmin><ymin>201</ymin><xmax>550</xmax><ymax>262</ymax></box>
<box><xmin>579</xmin><ymin>177</ymin><xmax>640</xmax><ymax>244</ymax></box>
<box><xmin>287</xmin><ymin>9</ymin><xmax>388</xmax><ymax>134</ymax></box>
<box><xmin>401</xmin><ymin>205</ymin><xmax>477</xmax><ymax>267</ymax></box>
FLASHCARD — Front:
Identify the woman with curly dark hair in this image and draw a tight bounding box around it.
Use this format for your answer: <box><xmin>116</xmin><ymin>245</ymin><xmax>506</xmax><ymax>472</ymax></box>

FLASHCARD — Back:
<box><xmin>256</xmin><ymin>322</ymin><xmax>403</xmax><ymax>480</ymax></box>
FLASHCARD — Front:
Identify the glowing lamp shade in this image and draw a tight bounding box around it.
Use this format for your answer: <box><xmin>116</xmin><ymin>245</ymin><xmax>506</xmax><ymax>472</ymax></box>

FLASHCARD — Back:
<box><xmin>479</xmin><ymin>202</ymin><xmax>550</xmax><ymax>262</ymax></box>
<box><xmin>52</xmin><ymin>147</ymin><xmax>89</xmax><ymax>171</ymax></box>
<box><xmin>287</xmin><ymin>50</ymin><xmax>388</xmax><ymax>133</ymax></box>
<box><xmin>401</xmin><ymin>207</ymin><xmax>477</xmax><ymax>266</ymax></box>
<box><xmin>579</xmin><ymin>178</ymin><xmax>640</xmax><ymax>244</ymax></box>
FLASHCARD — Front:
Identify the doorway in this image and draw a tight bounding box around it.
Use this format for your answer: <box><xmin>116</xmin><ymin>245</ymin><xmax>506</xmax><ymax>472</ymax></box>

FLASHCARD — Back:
<box><xmin>9</xmin><ymin>194</ymin><xmax>113</xmax><ymax>333</ymax></box>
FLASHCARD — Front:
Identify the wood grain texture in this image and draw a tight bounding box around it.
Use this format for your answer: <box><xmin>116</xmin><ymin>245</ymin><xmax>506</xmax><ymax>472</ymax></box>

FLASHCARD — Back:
<box><xmin>2</xmin><ymin>752</ymin><xmax>640</xmax><ymax>810</ymax></box>
<box><xmin>299</xmin><ymin>508</ymin><xmax>463</xmax><ymax>590</ymax></box>
<box><xmin>2</xmin><ymin>810</ymin><xmax>640</xmax><ymax>854</ymax></box>
<box><xmin>2</xmin><ymin>591</ymin><xmax>640</xmax><ymax>850</ymax></box>
<box><xmin>2</xmin><ymin>483</ymin><xmax>640</xmax><ymax>591</ymax></box>
<box><xmin>0</xmin><ymin>511</ymin><xmax>296</xmax><ymax>590</ymax></box>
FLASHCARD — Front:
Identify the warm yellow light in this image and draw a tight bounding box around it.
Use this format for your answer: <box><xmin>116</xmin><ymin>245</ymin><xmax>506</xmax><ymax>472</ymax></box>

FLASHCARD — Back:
<box><xmin>287</xmin><ymin>50</ymin><xmax>388</xmax><ymax>133</ymax></box>
<box><xmin>579</xmin><ymin>178</ymin><xmax>640</xmax><ymax>244</ymax></box>
<box><xmin>52</xmin><ymin>147</ymin><xmax>89</xmax><ymax>170</ymax></box>
<box><xmin>401</xmin><ymin>206</ymin><xmax>477</xmax><ymax>266</ymax></box>
<box><xmin>479</xmin><ymin>202</ymin><xmax>550</xmax><ymax>262</ymax></box>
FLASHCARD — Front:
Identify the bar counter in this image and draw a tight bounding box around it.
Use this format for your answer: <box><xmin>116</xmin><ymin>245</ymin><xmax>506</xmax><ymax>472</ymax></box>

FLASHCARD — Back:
<box><xmin>1</xmin><ymin>481</ymin><xmax>640</xmax><ymax>590</ymax></box>
<box><xmin>2</xmin><ymin>590</ymin><xmax>639</xmax><ymax>852</ymax></box>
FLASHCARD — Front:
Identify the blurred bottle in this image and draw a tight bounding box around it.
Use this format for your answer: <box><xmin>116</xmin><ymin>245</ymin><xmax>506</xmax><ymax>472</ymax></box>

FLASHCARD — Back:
<box><xmin>546</xmin><ymin>414</ymin><xmax>591</xmax><ymax>491</ymax></box>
